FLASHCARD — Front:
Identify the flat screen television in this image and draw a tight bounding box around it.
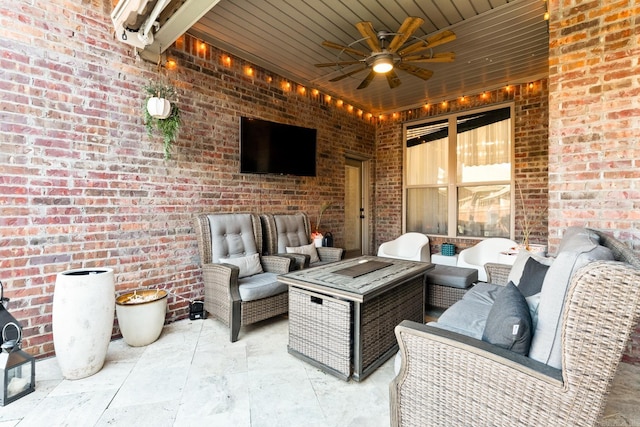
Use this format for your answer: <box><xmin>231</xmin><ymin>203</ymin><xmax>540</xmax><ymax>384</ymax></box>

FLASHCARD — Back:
<box><xmin>240</xmin><ymin>117</ymin><xmax>317</xmax><ymax>176</ymax></box>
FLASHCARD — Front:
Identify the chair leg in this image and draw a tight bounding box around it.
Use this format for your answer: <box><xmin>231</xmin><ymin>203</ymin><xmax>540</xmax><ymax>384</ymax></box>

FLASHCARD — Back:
<box><xmin>230</xmin><ymin>300</ymin><xmax>241</xmax><ymax>342</ymax></box>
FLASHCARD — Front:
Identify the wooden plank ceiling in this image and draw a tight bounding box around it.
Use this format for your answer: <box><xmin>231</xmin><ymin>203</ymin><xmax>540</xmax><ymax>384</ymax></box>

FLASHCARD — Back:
<box><xmin>186</xmin><ymin>0</ymin><xmax>549</xmax><ymax>114</ymax></box>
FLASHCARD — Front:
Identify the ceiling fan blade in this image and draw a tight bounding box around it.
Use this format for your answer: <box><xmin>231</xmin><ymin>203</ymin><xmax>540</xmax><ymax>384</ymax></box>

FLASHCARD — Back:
<box><xmin>355</xmin><ymin>21</ymin><xmax>381</xmax><ymax>52</ymax></box>
<box><xmin>388</xmin><ymin>16</ymin><xmax>424</xmax><ymax>53</ymax></box>
<box><xmin>398</xmin><ymin>30</ymin><xmax>457</xmax><ymax>56</ymax></box>
<box><xmin>402</xmin><ymin>52</ymin><xmax>456</xmax><ymax>63</ymax></box>
<box><xmin>321</xmin><ymin>40</ymin><xmax>369</xmax><ymax>57</ymax></box>
<box><xmin>386</xmin><ymin>70</ymin><xmax>402</xmax><ymax>89</ymax></box>
<box><xmin>315</xmin><ymin>60</ymin><xmax>364</xmax><ymax>67</ymax></box>
<box><xmin>396</xmin><ymin>63</ymin><xmax>434</xmax><ymax>80</ymax></box>
<box><xmin>357</xmin><ymin>70</ymin><xmax>377</xmax><ymax>89</ymax></box>
<box><xmin>424</xmin><ymin>30</ymin><xmax>457</xmax><ymax>49</ymax></box>
<box><xmin>329</xmin><ymin>66</ymin><xmax>368</xmax><ymax>82</ymax></box>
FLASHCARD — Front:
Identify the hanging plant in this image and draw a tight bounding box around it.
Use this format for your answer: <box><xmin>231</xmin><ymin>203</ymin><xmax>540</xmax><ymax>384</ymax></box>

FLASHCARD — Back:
<box><xmin>143</xmin><ymin>80</ymin><xmax>181</xmax><ymax>160</ymax></box>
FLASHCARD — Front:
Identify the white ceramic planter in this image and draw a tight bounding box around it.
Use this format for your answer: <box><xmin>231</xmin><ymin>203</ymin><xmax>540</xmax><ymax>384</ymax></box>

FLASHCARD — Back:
<box><xmin>146</xmin><ymin>97</ymin><xmax>171</xmax><ymax>119</ymax></box>
<box><xmin>52</xmin><ymin>268</ymin><xmax>115</xmax><ymax>380</ymax></box>
<box><xmin>116</xmin><ymin>289</ymin><xmax>167</xmax><ymax>347</ymax></box>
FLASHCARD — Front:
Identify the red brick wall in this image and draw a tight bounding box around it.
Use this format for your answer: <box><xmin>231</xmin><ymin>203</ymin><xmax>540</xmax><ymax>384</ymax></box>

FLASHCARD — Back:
<box><xmin>375</xmin><ymin>82</ymin><xmax>550</xmax><ymax>252</ymax></box>
<box><xmin>0</xmin><ymin>1</ymin><xmax>375</xmax><ymax>357</ymax></box>
<box><xmin>548</xmin><ymin>0</ymin><xmax>640</xmax><ymax>363</ymax></box>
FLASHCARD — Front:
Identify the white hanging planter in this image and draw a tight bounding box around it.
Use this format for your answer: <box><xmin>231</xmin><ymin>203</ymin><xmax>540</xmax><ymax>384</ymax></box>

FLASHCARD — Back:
<box><xmin>52</xmin><ymin>268</ymin><xmax>115</xmax><ymax>380</ymax></box>
<box><xmin>146</xmin><ymin>97</ymin><xmax>171</xmax><ymax>119</ymax></box>
<box><xmin>116</xmin><ymin>289</ymin><xmax>167</xmax><ymax>347</ymax></box>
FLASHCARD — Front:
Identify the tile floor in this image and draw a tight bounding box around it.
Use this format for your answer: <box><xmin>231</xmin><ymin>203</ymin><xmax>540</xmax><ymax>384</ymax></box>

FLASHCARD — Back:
<box><xmin>0</xmin><ymin>316</ymin><xmax>639</xmax><ymax>427</ymax></box>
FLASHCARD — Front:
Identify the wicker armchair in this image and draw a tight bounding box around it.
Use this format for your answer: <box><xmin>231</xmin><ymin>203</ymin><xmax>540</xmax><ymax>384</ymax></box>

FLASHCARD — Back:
<box><xmin>390</xmin><ymin>231</ymin><xmax>640</xmax><ymax>427</ymax></box>
<box><xmin>260</xmin><ymin>212</ymin><xmax>344</xmax><ymax>269</ymax></box>
<box><xmin>193</xmin><ymin>213</ymin><xmax>294</xmax><ymax>342</ymax></box>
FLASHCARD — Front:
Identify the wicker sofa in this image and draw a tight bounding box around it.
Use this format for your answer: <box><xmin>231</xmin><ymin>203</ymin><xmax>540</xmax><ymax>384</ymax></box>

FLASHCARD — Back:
<box><xmin>390</xmin><ymin>227</ymin><xmax>640</xmax><ymax>426</ymax></box>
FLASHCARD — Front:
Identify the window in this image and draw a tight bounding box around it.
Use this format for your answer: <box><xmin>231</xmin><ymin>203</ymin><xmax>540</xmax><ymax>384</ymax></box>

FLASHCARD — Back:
<box><xmin>404</xmin><ymin>105</ymin><xmax>513</xmax><ymax>238</ymax></box>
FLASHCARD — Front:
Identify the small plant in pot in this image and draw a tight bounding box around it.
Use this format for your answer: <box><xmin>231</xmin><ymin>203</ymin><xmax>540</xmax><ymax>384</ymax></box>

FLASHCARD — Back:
<box><xmin>143</xmin><ymin>80</ymin><xmax>181</xmax><ymax>160</ymax></box>
<box><xmin>312</xmin><ymin>202</ymin><xmax>335</xmax><ymax>247</ymax></box>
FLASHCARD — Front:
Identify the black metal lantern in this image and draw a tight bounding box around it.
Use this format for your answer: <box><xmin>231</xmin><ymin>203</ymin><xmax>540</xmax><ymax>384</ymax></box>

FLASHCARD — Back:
<box><xmin>0</xmin><ymin>281</ymin><xmax>35</xmax><ymax>405</ymax></box>
<box><xmin>0</xmin><ymin>324</ymin><xmax>35</xmax><ymax>405</ymax></box>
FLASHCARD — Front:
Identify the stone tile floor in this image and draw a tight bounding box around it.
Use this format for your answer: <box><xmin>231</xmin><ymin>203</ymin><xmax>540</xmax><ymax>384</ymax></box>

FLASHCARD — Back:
<box><xmin>0</xmin><ymin>316</ymin><xmax>638</xmax><ymax>426</ymax></box>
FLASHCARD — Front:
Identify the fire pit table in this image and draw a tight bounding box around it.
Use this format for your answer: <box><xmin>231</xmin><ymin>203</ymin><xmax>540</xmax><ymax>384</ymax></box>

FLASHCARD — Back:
<box><xmin>278</xmin><ymin>256</ymin><xmax>433</xmax><ymax>381</ymax></box>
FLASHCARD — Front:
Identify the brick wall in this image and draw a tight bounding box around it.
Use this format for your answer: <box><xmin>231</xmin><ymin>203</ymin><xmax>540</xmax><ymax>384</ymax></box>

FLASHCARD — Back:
<box><xmin>375</xmin><ymin>82</ymin><xmax>550</xmax><ymax>252</ymax></box>
<box><xmin>0</xmin><ymin>1</ymin><xmax>375</xmax><ymax>357</ymax></box>
<box><xmin>548</xmin><ymin>0</ymin><xmax>640</xmax><ymax>363</ymax></box>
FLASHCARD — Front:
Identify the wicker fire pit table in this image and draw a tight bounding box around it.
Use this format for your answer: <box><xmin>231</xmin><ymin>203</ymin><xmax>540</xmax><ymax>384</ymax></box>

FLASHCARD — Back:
<box><xmin>278</xmin><ymin>255</ymin><xmax>433</xmax><ymax>381</ymax></box>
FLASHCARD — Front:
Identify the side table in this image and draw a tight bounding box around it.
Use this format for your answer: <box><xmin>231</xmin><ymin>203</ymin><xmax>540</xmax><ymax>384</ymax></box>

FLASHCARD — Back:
<box><xmin>431</xmin><ymin>252</ymin><xmax>459</xmax><ymax>266</ymax></box>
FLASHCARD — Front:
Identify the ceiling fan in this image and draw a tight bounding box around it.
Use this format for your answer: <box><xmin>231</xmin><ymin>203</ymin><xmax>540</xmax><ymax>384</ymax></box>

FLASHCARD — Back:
<box><xmin>315</xmin><ymin>17</ymin><xmax>456</xmax><ymax>89</ymax></box>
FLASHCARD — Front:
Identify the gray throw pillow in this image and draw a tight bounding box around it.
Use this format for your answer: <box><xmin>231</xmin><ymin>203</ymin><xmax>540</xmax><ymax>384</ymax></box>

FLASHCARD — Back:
<box><xmin>518</xmin><ymin>257</ymin><xmax>550</xmax><ymax>297</ymax></box>
<box><xmin>482</xmin><ymin>282</ymin><xmax>533</xmax><ymax>355</ymax></box>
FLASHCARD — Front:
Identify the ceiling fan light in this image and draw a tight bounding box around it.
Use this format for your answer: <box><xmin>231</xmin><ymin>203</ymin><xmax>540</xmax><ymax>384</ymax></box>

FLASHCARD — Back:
<box><xmin>372</xmin><ymin>56</ymin><xmax>394</xmax><ymax>73</ymax></box>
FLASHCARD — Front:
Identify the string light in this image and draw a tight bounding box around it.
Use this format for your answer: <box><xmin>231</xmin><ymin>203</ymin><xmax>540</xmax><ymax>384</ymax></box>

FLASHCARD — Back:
<box><xmin>543</xmin><ymin>0</ymin><xmax>549</xmax><ymax>20</ymax></box>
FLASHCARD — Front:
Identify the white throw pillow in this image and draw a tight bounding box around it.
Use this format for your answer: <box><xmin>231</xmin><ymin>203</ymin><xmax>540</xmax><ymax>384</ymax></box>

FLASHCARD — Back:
<box><xmin>219</xmin><ymin>253</ymin><xmax>264</xmax><ymax>278</ymax></box>
<box><xmin>286</xmin><ymin>242</ymin><xmax>320</xmax><ymax>264</ymax></box>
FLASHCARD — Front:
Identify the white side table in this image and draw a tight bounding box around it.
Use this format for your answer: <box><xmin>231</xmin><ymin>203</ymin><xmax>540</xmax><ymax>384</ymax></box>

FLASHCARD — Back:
<box><xmin>431</xmin><ymin>253</ymin><xmax>459</xmax><ymax>266</ymax></box>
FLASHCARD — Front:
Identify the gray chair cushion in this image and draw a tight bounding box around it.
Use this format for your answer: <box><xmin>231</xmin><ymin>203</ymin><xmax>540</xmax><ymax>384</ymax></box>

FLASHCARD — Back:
<box><xmin>274</xmin><ymin>215</ymin><xmax>310</xmax><ymax>253</ymax></box>
<box><xmin>482</xmin><ymin>282</ymin><xmax>532</xmax><ymax>355</ymax></box>
<box><xmin>434</xmin><ymin>283</ymin><xmax>502</xmax><ymax>339</ymax></box>
<box><xmin>207</xmin><ymin>213</ymin><xmax>259</xmax><ymax>262</ymax></box>
<box><xmin>427</xmin><ymin>265</ymin><xmax>478</xmax><ymax>289</ymax></box>
<box><xmin>528</xmin><ymin>229</ymin><xmax>614</xmax><ymax>368</ymax></box>
<box><xmin>238</xmin><ymin>272</ymin><xmax>288</xmax><ymax>301</ymax></box>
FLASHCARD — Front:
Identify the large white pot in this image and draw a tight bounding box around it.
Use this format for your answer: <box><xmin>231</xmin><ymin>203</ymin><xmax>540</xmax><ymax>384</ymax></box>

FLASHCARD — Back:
<box><xmin>52</xmin><ymin>268</ymin><xmax>115</xmax><ymax>380</ymax></box>
<box><xmin>116</xmin><ymin>289</ymin><xmax>167</xmax><ymax>347</ymax></box>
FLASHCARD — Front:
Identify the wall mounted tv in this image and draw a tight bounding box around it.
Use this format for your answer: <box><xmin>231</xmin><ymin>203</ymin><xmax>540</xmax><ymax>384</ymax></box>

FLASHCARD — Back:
<box><xmin>240</xmin><ymin>117</ymin><xmax>317</xmax><ymax>176</ymax></box>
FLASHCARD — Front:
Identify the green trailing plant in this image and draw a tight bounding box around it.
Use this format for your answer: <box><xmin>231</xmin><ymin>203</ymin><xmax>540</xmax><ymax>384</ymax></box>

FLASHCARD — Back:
<box><xmin>143</xmin><ymin>81</ymin><xmax>181</xmax><ymax>160</ymax></box>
